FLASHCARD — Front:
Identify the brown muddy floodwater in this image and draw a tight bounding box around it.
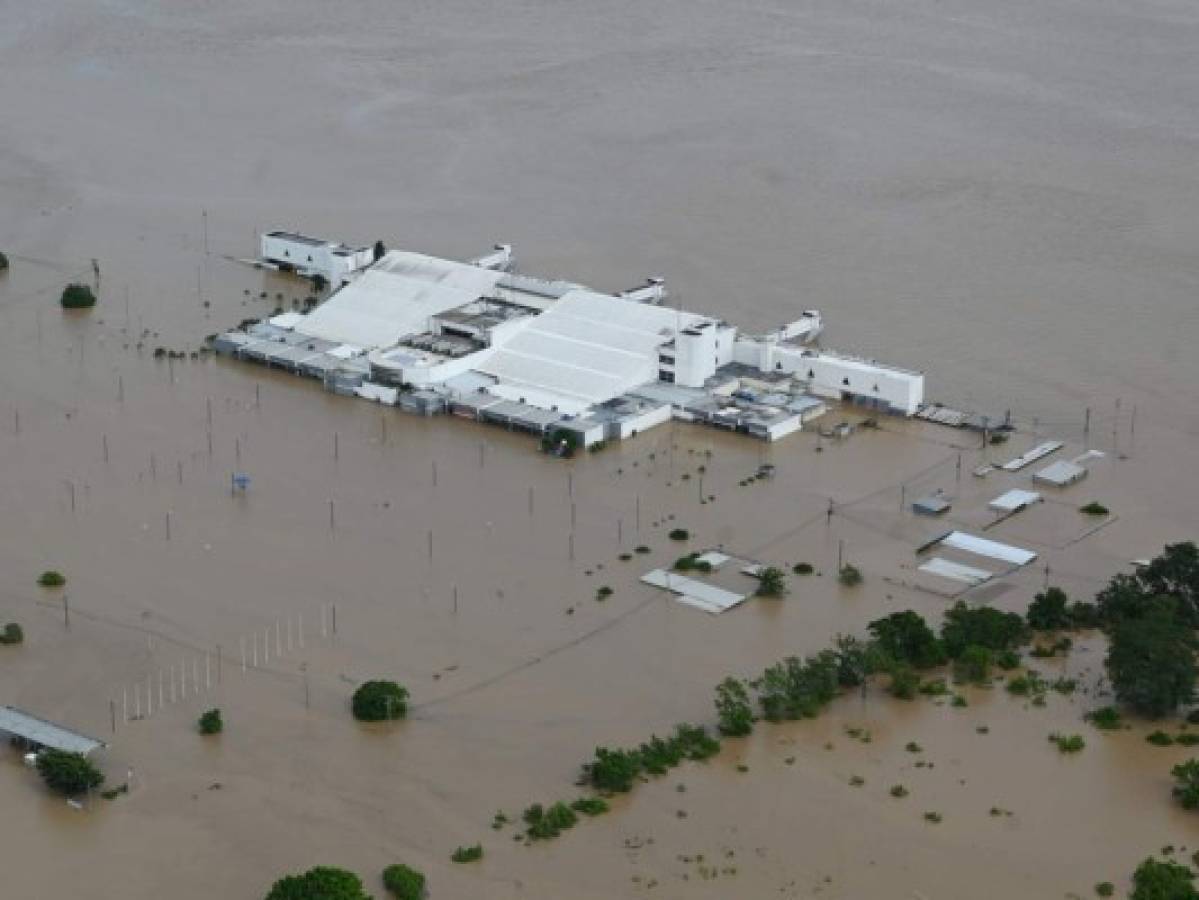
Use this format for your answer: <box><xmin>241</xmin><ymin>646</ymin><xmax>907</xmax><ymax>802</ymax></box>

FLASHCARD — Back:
<box><xmin>2</xmin><ymin>2</ymin><xmax>1199</xmax><ymax>898</ymax></box>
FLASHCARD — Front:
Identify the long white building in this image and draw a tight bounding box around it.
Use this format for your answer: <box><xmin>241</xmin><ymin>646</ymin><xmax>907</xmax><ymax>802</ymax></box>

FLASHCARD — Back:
<box><xmin>217</xmin><ymin>240</ymin><xmax>925</xmax><ymax>445</ymax></box>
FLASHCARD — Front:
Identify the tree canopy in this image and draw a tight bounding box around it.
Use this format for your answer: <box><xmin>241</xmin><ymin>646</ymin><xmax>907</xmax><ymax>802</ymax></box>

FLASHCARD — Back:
<box><xmin>351</xmin><ymin>680</ymin><xmax>409</xmax><ymax>722</ymax></box>
<box><xmin>1098</xmin><ymin>543</ymin><xmax>1199</xmax><ymax>628</ymax></box>
<box><xmin>382</xmin><ymin>863</ymin><xmax>425</xmax><ymax>900</ymax></box>
<box><xmin>1130</xmin><ymin>857</ymin><xmax>1199</xmax><ymax>900</ymax></box>
<box><xmin>265</xmin><ymin>866</ymin><xmax>371</xmax><ymax>900</ymax></box>
<box><xmin>714</xmin><ymin>676</ymin><xmax>754</xmax><ymax>736</ymax></box>
<box><xmin>1106</xmin><ymin>597</ymin><xmax>1197</xmax><ymax>717</ymax></box>
<box><xmin>1027</xmin><ymin>587</ymin><xmax>1071</xmax><ymax>631</ymax></box>
<box><xmin>60</xmin><ymin>283</ymin><xmax>96</xmax><ymax>309</ymax></box>
<box><xmin>868</xmin><ymin>611</ymin><xmax>946</xmax><ymax>669</ymax></box>
<box><xmin>36</xmin><ymin>749</ymin><xmax>104</xmax><ymax>796</ymax></box>
<box><xmin>939</xmin><ymin>601</ymin><xmax>1027</xmax><ymax>658</ymax></box>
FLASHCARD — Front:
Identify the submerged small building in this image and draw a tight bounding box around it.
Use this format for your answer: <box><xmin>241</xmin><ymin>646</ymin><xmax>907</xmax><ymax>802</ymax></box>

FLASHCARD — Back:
<box><xmin>260</xmin><ymin>232</ymin><xmax>374</xmax><ymax>287</ymax></box>
<box><xmin>222</xmin><ymin>237</ymin><xmax>928</xmax><ymax>448</ymax></box>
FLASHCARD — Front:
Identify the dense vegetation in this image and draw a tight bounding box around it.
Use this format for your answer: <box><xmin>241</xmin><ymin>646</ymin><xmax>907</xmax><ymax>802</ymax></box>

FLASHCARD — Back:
<box><xmin>381</xmin><ymin>863</ymin><xmax>425</xmax><ymax>900</ymax></box>
<box><xmin>198</xmin><ymin>709</ymin><xmax>223</xmax><ymax>735</ymax></box>
<box><xmin>1130</xmin><ymin>858</ymin><xmax>1199</xmax><ymax>900</ymax></box>
<box><xmin>264</xmin><ymin>866</ymin><xmax>371</xmax><ymax>900</ymax></box>
<box><xmin>36</xmin><ymin>749</ymin><xmax>104</xmax><ymax>796</ymax></box>
<box><xmin>1106</xmin><ymin>597</ymin><xmax>1197</xmax><ymax>717</ymax></box>
<box><xmin>60</xmin><ymin>283</ymin><xmax>97</xmax><ymax>309</ymax></box>
<box><xmin>351</xmin><ymin>680</ymin><xmax>409</xmax><ymax>722</ymax></box>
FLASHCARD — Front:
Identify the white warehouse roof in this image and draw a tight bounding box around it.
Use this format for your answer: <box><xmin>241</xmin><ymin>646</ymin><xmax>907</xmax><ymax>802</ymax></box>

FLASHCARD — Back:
<box><xmin>476</xmin><ymin>290</ymin><xmax>707</xmax><ymax>412</ymax></box>
<box><xmin>295</xmin><ymin>251</ymin><xmax>505</xmax><ymax>349</ymax></box>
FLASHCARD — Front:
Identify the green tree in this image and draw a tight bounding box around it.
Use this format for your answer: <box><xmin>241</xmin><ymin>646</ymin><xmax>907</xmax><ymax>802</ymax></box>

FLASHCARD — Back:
<box><xmin>940</xmin><ymin>601</ymin><xmax>1027</xmax><ymax>658</ymax></box>
<box><xmin>756</xmin><ymin>567</ymin><xmax>787</xmax><ymax>598</ymax></box>
<box><xmin>888</xmin><ymin>663</ymin><xmax>920</xmax><ymax>700</ymax></box>
<box><xmin>868</xmin><ymin>611</ymin><xmax>946</xmax><ymax>669</ymax></box>
<box><xmin>265</xmin><ymin>866</ymin><xmax>371</xmax><ymax>900</ymax></box>
<box><xmin>1173</xmin><ymin>760</ymin><xmax>1199</xmax><ymax>810</ymax></box>
<box><xmin>351</xmin><ymin>680</ymin><xmax>409</xmax><ymax>722</ymax></box>
<box><xmin>198</xmin><ymin>709</ymin><xmax>223</xmax><ymax>735</ymax></box>
<box><xmin>1130</xmin><ymin>857</ymin><xmax>1199</xmax><ymax>900</ymax></box>
<box><xmin>714</xmin><ymin>676</ymin><xmax>754</xmax><ymax>736</ymax></box>
<box><xmin>1107</xmin><ymin>598</ymin><xmax>1197</xmax><ymax>717</ymax></box>
<box><xmin>832</xmin><ymin>634</ymin><xmax>877</xmax><ymax>687</ymax></box>
<box><xmin>382</xmin><ymin>863</ymin><xmax>425</xmax><ymax>900</ymax></box>
<box><xmin>586</xmin><ymin>747</ymin><xmax>641</xmax><ymax>793</ymax></box>
<box><xmin>754</xmin><ymin>651</ymin><xmax>839</xmax><ymax>721</ymax></box>
<box><xmin>1027</xmin><ymin>587</ymin><xmax>1071</xmax><ymax>631</ymax></box>
<box><xmin>60</xmin><ymin>283</ymin><xmax>97</xmax><ymax>309</ymax></box>
<box><xmin>953</xmin><ymin>645</ymin><xmax>993</xmax><ymax>684</ymax></box>
<box><xmin>37</xmin><ymin>570</ymin><xmax>66</xmax><ymax>587</ymax></box>
<box><xmin>1139</xmin><ymin>543</ymin><xmax>1199</xmax><ymax>626</ymax></box>
<box><xmin>36</xmin><ymin>749</ymin><xmax>104</xmax><ymax>796</ymax></box>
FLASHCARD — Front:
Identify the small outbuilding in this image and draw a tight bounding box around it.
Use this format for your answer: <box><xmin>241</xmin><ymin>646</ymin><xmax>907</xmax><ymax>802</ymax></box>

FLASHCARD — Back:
<box><xmin>912</xmin><ymin>495</ymin><xmax>952</xmax><ymax>517</ymax></box>
<box><xmin>989</xmin><ymin>489</ymin><xmax>1042</xmax><ymax>513</ymax></box>
<box><xmin>1033</xmin><ymin>460</ymin><xmax>1088</xmax><ymax>487</ymax></box>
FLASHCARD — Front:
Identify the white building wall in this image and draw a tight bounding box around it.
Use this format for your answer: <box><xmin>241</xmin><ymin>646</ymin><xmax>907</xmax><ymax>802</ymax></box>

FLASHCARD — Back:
<box><xmin>673</xmin><ymin>324</ymin><xmax>720</xmax><ymax>387</ymax></box>
<box><xmin>615</xmin><ymin>403</ymin><xmax>672</xmax><ymax>439</ymax></box>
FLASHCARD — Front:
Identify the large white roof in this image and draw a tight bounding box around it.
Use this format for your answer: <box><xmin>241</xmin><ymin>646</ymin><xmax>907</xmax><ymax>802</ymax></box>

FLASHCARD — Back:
<box><xmin>295</xmin><ymin>251</ymin><xmax>504</xmax><ymax>349</ymax></box>
<box><xmin>476</xmin><ymin>290</ymin><xmax>706</xmax><ymax>411</ymax></box>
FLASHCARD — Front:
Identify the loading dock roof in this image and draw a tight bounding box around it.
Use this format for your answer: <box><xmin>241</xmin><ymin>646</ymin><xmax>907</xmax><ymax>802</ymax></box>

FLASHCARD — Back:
<box><xmin>0</xmin><ymin>706</ymin><xmax>106</xmax><ymax>756</ymax></box>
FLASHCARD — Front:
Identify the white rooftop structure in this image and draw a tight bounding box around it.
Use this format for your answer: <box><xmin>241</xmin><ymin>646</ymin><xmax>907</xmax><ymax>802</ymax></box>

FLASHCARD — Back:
<box><xmin>937</xmin><ymin>531</ymin><xmax>1037</xmax><ymax>566</ymax></box>
<box><xmin>0</xmin><ymin>706</ymin><xmax>106</xmax><ymax>756</ymax></box>
<box><xmin>476</xmin><ymin>290</ymin><xmax>708</xmax><ymax>414</ymax></box>
<box><xmin>641</xmin><ymin>568</ymin><xmax>747</xmax><ymax>614</ymax></box>
<box><xmin>989</xmin><ymin>489</ymin><xmax>1043</xmax><ymax>513</ymax></box>
<box><xmin>296</xmin><ymin>251</ymin><xmax>505</xmax><ymax>349</ymax></box>
<box><xmin>1033</xmin><ymin>459</ymin><xmax>1088</xmax><ymax>487</ymax></box>
<box><xmin>1001</xmin><ymin>441</ymin><xmax>1064</xmax><ymax>472</ymax></box>
<box><xmin>918</xmin><ymin>557</ymin><xmax>994</xmax><ymax>585</ymax></box>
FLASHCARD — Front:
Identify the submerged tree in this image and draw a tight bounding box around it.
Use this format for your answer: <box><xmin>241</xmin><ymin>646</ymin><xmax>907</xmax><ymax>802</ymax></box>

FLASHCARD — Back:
<box><xmin>60</xmin><ymin>283</ymin><xmax>97</xmax><ymax>309</ymax></box>
<box><xmin>351</xmin><ymin>680</ymin><xmax>409</xmax><ymax>722</ymax></box>
<box><xmin>264</xmin><ymin>866</ymin><xmax>371</xmax><ymax>900</ymax></box>
<box><xmin>755</xmin><ymin>567</ymin><xmax>787</xmax><ymax>598</ymax></box>
<box><xmin>1130</xmin><ymin>857</ymin><xmax>1199</xmax><ymax>900</ymax></box>
<box><xmin>939</xmin><ymin>601</ymin><xmax>1026</xmax><ymax>658</ymax></box>
<box><xmin>1106</xmin><ymin>597</ymin><xmax>1197</xmax><ymax>717</ymax></box>
<box><xmin>1027</xmin><ymin>587</ymin><xmax>1071</xmax><ymax>631</ymax></box>
<box><xmin>36</xmin><ymin>749</ymin><xmax>104</xmax><ymax>796</ymax></box>
<box><xmin>868</xmin><ymin>611</ymin><xmax>945</xmax><ymax>670</ymax></box>
<box><xmin>714</xmin><ymin>676</ymin><xmax>754</xmax><ymax>736</ymax></box>
<box><xmin>381</xmin><ymin>863</ymin><xmax>425</xmax><ymax>900</ymax></box>
<box><xmin>1172</xmin><ymin>760</ymin><xmax>1199</xmax><ymax>810</ymax></box>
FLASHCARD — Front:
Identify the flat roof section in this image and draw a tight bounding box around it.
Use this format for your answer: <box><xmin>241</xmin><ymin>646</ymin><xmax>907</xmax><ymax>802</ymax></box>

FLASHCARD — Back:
<box><xmin>0</xmin><ymin>706</ymin><xmax>106</xmax><ymax>756</ymax></box>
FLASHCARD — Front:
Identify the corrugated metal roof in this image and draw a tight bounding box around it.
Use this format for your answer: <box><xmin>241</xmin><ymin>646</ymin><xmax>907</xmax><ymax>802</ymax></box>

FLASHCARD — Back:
<box><xmin>0</xmin><ymin>706</ymin><xmax>106</xmax><ymax>755</ymax></box>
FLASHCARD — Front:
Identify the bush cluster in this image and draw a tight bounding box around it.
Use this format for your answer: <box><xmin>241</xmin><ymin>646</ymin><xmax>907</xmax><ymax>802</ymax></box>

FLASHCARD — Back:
<box><xmin>584</xmin><ymin>723</ymin><xmax>720</xmax><ymax>795</ymax></box>
<box><xmin>351</xmin><ymin>680</ymin><xmax>408</xmax><ymax>722</ymax></box>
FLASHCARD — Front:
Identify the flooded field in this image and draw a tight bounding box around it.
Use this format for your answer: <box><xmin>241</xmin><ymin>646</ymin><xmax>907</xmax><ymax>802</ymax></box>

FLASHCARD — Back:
<box><xmin>2</xmin><ymin>1</ymin><xmax>1199</xmax><ymax>898</ymax></box>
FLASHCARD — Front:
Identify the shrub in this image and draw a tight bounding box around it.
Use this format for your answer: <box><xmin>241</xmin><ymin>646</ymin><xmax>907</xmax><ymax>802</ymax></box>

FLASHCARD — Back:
<box><xmin>351</xmin><ymin>680</ymin><xmax>409</xmax><ymax>722</ymax></box>
<box><xmin>715</xmin><ymin>677</ymin><xmax>754</xmax><ymax>736</ymax></box>
<box><xmin>0</xmin><ymin>250</ymin><xmax>8</xmax><ymax>270</ymax></box>
<box><xmin>0</xmin><ymin>622</ymin><xmax>23</xmax><ymax>645</ymax></box>
<box><xmin>792</xmin><ymin>562</ymin><xmax>814</xmax><ymax>575</ymax></box>
<box><xmin>838</xmin><ymin>564</ymin><xmax>863</xmax><ymax>586</ymax></box>
<box><xmin>668</xmin><ymin>528</ymin><xmax>690</xmax><ymax>541</ymax></box>
<box><xmin>586</xmin><ymin>747</ymin><xmax>642</xmax><ymax>793</ymax></box>
<box><xmin>198</xmin><ymin>708</ymin><xmax>223</xmax><ymax>735</ymax></box>
<box><xmin>60</xmin><ymin>284</ymin><xmax>97</xmax><ymax>309</ymax></box>
<box><xmin>570</xmin><ymin>797</ymin><xmax>609</xmax><ymax>816</ymax></box>
<box><xmin>1095</xmin><ymin>882</ymin><xmax>1114</xmax><ymax>897</ymax></box>
<box><xmin>595</xmin><ymin>586</ymin><xmax>613</xmax><ymax>601</ymax></box>
<box><xmin>1068</xmin><ymin>602</ymin><xmax>1103</xmax><ymax>629</ymax></box>
<box><xmin>889</xmin><ymin>664</ymin><xmax>920</xmax><ymax>700</ymax></box>
<box><xmin>523</xmin><ymin>802</ymin><xmax>578</xmax><ymax>840</ymax></box>
<box><xmin>954</xmin><ymin>645</ymin><xmax>993</xmax><ymax>684</ymax></box>
<box><xmin>1080</xmin><ymin>502</ymin><xmax>1109</xmax><ymax>516</ymax></box>
<box><xmin>890</xmin><ymin>784</ymin><xmax>909</xmax><ymax>798</ymax></box>
<box><xmin>755</xmin><ymin>567</ymin><xmax>787</xmax><ymax>598</ymax></box>
<box><xmin>1007</xmin><ymin>670</ymin><xmax>1047</xmax><ymax>697</ymax></box>
<box><xmin>1049</xmin><ymin>733</ymin><xmax>1085</xmax><ymax>753</ymax></box>
<box><xmin>450</xmin><ymin>844</ymin><xmax>483</xmax><ymax>863</ymax></box>
<box><xmin>1177</xmin><ymin>733</ymin><xmax>1199</xmax><ymax>747</ymax></box>
<box><xmin>924</xmin><ymin>811</ymin><xmax>942</xmax><ymax>824</ymax></box>
<box><xmin>869</xmin><ymin>611</ymin><xmax>946</xmax><ymax>669</ymax></box>
<box><xmin>1086</xmin><ymin>706</ymin><xmax>1123</xmax><ymax>730</ymax></box>
<box><xmin>940</xmin><ymin>601</ymin><xmax>1028</xmax><ymax>657</ymax></box>
<box><xmin>634</xmin><ymin>545</ymin><xmax>651</xmax><ymax>555</ymax></box>
<box><xmin>755</xmin><ymin>652</ymin><xmax>840</xmax><ymax>719</ymax></box>
<box><xmin>919</xmin><ymin>678</ymin><xmax>949</xmax><ymax>696</ymax></box>
<box><xmin>265</xmin><ymin>866</ymin><xmax>371</xmax><ymax>900</ymax></box>
<box><xmin>1130</xmin><ymin>857</ymin><xmax>1198</xmax><ymax>900</ymax></box>
<box><xmin>1027</xmin><ymin>587</ymin><xmax>1071</xmax><ymax>631</ymax></box>
<box><xmin>37</xmin><ymin>570</ymin><xmax>66</xmax><ymax>587</ymax></box>
<box><xmin>1147</xmin><ymin>730</ymin><xmax>1176</xmax><ymax>747</ymax></box>
<box><xmin>1172</xmin><ymin>760</ymin><xmax>1199</xmax><ymax>810</ymax></box>
<box><xmin>995</xmin><ymin>649</ymin><xmax>1021</xmax><ymax>670</ymax></box>
<box><xmin>36</xmin><ymin>750</ymin><xmax>104</xmax><ymax>796</ymax></box>
<box><xmin>382</xmin><ymin>863</ymin><xmax>425</xmax><ymax>900</ymax></box>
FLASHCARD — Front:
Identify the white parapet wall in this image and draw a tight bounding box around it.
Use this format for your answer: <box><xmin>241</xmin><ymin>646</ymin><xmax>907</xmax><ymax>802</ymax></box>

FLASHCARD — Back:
<box><xmin>733</xmin><ymin>339</ymin><xmax>924</xmax><ymax>415</ymax></box>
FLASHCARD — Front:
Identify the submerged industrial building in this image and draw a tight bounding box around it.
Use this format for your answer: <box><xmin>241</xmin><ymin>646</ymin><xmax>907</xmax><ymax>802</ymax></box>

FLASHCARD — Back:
<box><xmin>216</xmin><ymin>234</ymin><xmax>925</xmax><ymax>446</ymax></box>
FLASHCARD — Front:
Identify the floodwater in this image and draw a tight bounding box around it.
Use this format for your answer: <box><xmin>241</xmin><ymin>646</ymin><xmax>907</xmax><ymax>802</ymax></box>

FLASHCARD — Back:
<box><xmin>1</xmin><ymin>1</ymin><xmax>1198</xmax><ymax>898</ymax></box>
